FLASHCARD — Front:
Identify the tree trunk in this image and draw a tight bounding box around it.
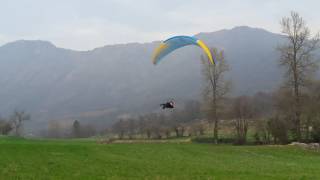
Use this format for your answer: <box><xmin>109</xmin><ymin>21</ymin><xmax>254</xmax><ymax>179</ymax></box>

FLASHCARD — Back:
<box><xmin>212</xmin><ymin>76</ymin><xmax>218</xmax><ymax>144</ymax></box>
<box><xmin>293</xmin><ymin>50</ymin><xmax>301</xmax><ymax>141</ymax></box>
<box><xmin>174</xmin><ymin>127</ymin><xmax>179</xmax><ymax>137</ymax></box>
<box><xmin>214</xmin><ymin>118</ymin><xmax>218</xmax><ymax>144</ymax></box>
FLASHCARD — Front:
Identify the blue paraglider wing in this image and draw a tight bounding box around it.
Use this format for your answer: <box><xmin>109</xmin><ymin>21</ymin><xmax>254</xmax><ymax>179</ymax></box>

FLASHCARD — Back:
<box><xmin>153</xmin><ymin>36</ymin><xmax>214</xmax><ymax>65</ymax></box>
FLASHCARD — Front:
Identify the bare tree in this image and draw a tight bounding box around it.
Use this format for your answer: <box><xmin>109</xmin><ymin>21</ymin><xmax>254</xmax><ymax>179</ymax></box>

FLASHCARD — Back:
<box><xmin>137</xmin><ymin>116</ymin><xmax>152</xmax><ymax>139</ymax></box>
<box><xmin>201</xmin><ymin>48</ymin><xmax>230</xmax><ymax>143</ymax></box>
<box><xmin>278</xmin><ymin>11</ymin><xmax>319</xmax><ymax>140</ymax></box>
<box><xmin>189</xmin><ymin>120</ymin><xmax>206</xmax><ymax>136</ymax></box>
<box><xmin>304</xmin><ymin>80</ymin><xmax>320</xmax><ymax>141</ymax></box>
<box><xmin>72</xmin><ymin>120</ymin><xmax>81</xmax><ymax>138</ymax></box>
<box><xmin>0</xmin><ymin>118</ymin><xmax>12</xmax><ymax>135</ymax></box>
<box><xmin>251</xmin><ymin>92</ymin><xmax>274</xmax><ymax>144</ymax></box>
<box><xmin>267</xmin><ymin>116</ymin><xmax>289</xmax><ymax>144</ymax></box>
<box><xmin>112</xmin><ymin>119</ymin><xmax>127</xmax><ymax>139</ymax></box>
<box><xmin>232</xmin><ymin>96</ymin><xmax>253</xmax><ymax>144</ymax></box>
<box><xmin>127</xmin><ymin>118</ymin><xmax>136</xmax><ymax>139</ymax></box>
<box><xmin>10</xmin><ymin>110</ymin><xmax>30</xmax><ymax>136</ymax></box>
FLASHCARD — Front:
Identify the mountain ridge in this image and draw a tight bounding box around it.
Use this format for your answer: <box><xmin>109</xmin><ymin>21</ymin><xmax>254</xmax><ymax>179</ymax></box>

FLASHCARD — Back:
<box><xmin>0</xmin><ymin>26</ymin><xmax>285</xmax><ymax>126</ymax></box>
<box><xmin>0</xmin><ymin>26</ymin><xmax>280</xmax><ymax>51</ymax></box>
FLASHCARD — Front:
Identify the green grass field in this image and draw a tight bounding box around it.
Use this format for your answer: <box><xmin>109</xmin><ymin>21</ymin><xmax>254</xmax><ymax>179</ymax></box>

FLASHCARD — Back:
<box><xmin>0</xmin><ymin>136</ymin><xmax>319</xmax><ymax>179</ymax></box>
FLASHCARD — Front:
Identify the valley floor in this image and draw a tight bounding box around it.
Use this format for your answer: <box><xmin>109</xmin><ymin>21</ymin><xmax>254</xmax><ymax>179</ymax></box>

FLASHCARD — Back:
<box><xmin>0</xmin><ymin>137</ymin><xmax>319</xmax><ymax>179</ymax></box>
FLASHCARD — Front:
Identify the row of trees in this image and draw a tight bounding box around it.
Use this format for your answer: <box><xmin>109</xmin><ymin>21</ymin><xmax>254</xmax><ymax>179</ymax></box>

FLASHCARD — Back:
<box><xmin>109</xmin><ymin>93</ymin><xmax>270</xmax><ymax>142</ymax></box>
<box><xmin>109</xmin><ymin>11</ymin><xmax>320</xmax><ymax>144</ymax></box>
<box><xmin>202</xmin><ymin>11</ymin><xmax>320</xmax><ymax>144</ymax></box>
<box><xmin>109</xmin><ymin>84</ymin><xmax>320</xmax><ymax>144</ymax></box>
<box><xmin>111</xmin><ymin>100</ymin><xmax>205</xmax><ymax>139</ymax></box>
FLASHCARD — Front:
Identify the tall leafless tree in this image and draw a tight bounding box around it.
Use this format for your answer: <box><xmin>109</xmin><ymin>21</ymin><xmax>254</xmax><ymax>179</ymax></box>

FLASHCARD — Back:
<box><xmin>278</xmin><ymin>11</ymin><xmax>319</xmax><ymax>140</ymax></box>
<box><xmin>201</xmin><ymin>48</ymin><xmax>230</xmax><ymax>143</ymax></box>
<box><xmin>10</xmin><ymin>110</ymin><xmax>30</xmax><ymax>136</ymax></box>
<box><xmin>0</xmin><ymin>117</ymin><xmax>12</xmax><ymax>135</ymax></box>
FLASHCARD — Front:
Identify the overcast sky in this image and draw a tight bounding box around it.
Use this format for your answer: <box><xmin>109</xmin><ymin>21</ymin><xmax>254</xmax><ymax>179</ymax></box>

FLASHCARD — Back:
<box><xmin>1</xmin><ymin>0</ymin><xmax>320</xmax><ymax>50</ymax></box>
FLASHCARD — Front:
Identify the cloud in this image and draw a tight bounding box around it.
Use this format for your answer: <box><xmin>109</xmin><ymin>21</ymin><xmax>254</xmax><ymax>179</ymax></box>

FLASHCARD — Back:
<box><xmin>41</xmin><ymin>17</ymin><xmax>175</xmax><ymax>50</ymax></box>
<box><xmin>0</xmin><ymin>0</ymin><xmax>320</xmax><ymax>50</ymax></box>
<box><xmin>0</xmin><ymin>34</ymin><xmax>13</xmax><ymax>46</ymax></box>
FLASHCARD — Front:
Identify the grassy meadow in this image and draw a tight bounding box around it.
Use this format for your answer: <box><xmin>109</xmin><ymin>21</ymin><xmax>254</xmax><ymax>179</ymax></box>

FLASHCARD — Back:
<box><xmin>0</xmin><ymin>136</ymin><xmax>319</xmax><ymax>179</ymax></box>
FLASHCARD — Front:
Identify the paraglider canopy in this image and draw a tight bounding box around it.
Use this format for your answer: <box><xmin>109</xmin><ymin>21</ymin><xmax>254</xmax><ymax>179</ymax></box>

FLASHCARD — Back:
<box><xmin>152</xmin><ymin>36</ymin><xmax>215</xmax><ymax>65</ymax></box>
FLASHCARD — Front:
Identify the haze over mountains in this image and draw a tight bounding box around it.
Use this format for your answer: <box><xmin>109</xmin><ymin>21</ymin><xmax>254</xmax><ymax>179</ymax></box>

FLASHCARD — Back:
<box><xmin>0</xmin><ymin>26</ymin><xmax>284</xmax><ymax>126</ymax></box>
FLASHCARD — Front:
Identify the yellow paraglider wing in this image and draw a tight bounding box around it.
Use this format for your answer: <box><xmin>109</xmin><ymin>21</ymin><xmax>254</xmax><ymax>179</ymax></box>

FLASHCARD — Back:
<box><xmin>196</xmin><ymin>40</ymin><xmax>214</xmax><ymax>64</ymax></box>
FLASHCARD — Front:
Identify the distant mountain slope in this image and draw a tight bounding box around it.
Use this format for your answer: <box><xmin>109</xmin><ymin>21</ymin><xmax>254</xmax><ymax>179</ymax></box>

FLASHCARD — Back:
<box><xmin>0</xmin><ymin>26</ymin><xmax>284</xmax><ymax>123</ymax></box>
